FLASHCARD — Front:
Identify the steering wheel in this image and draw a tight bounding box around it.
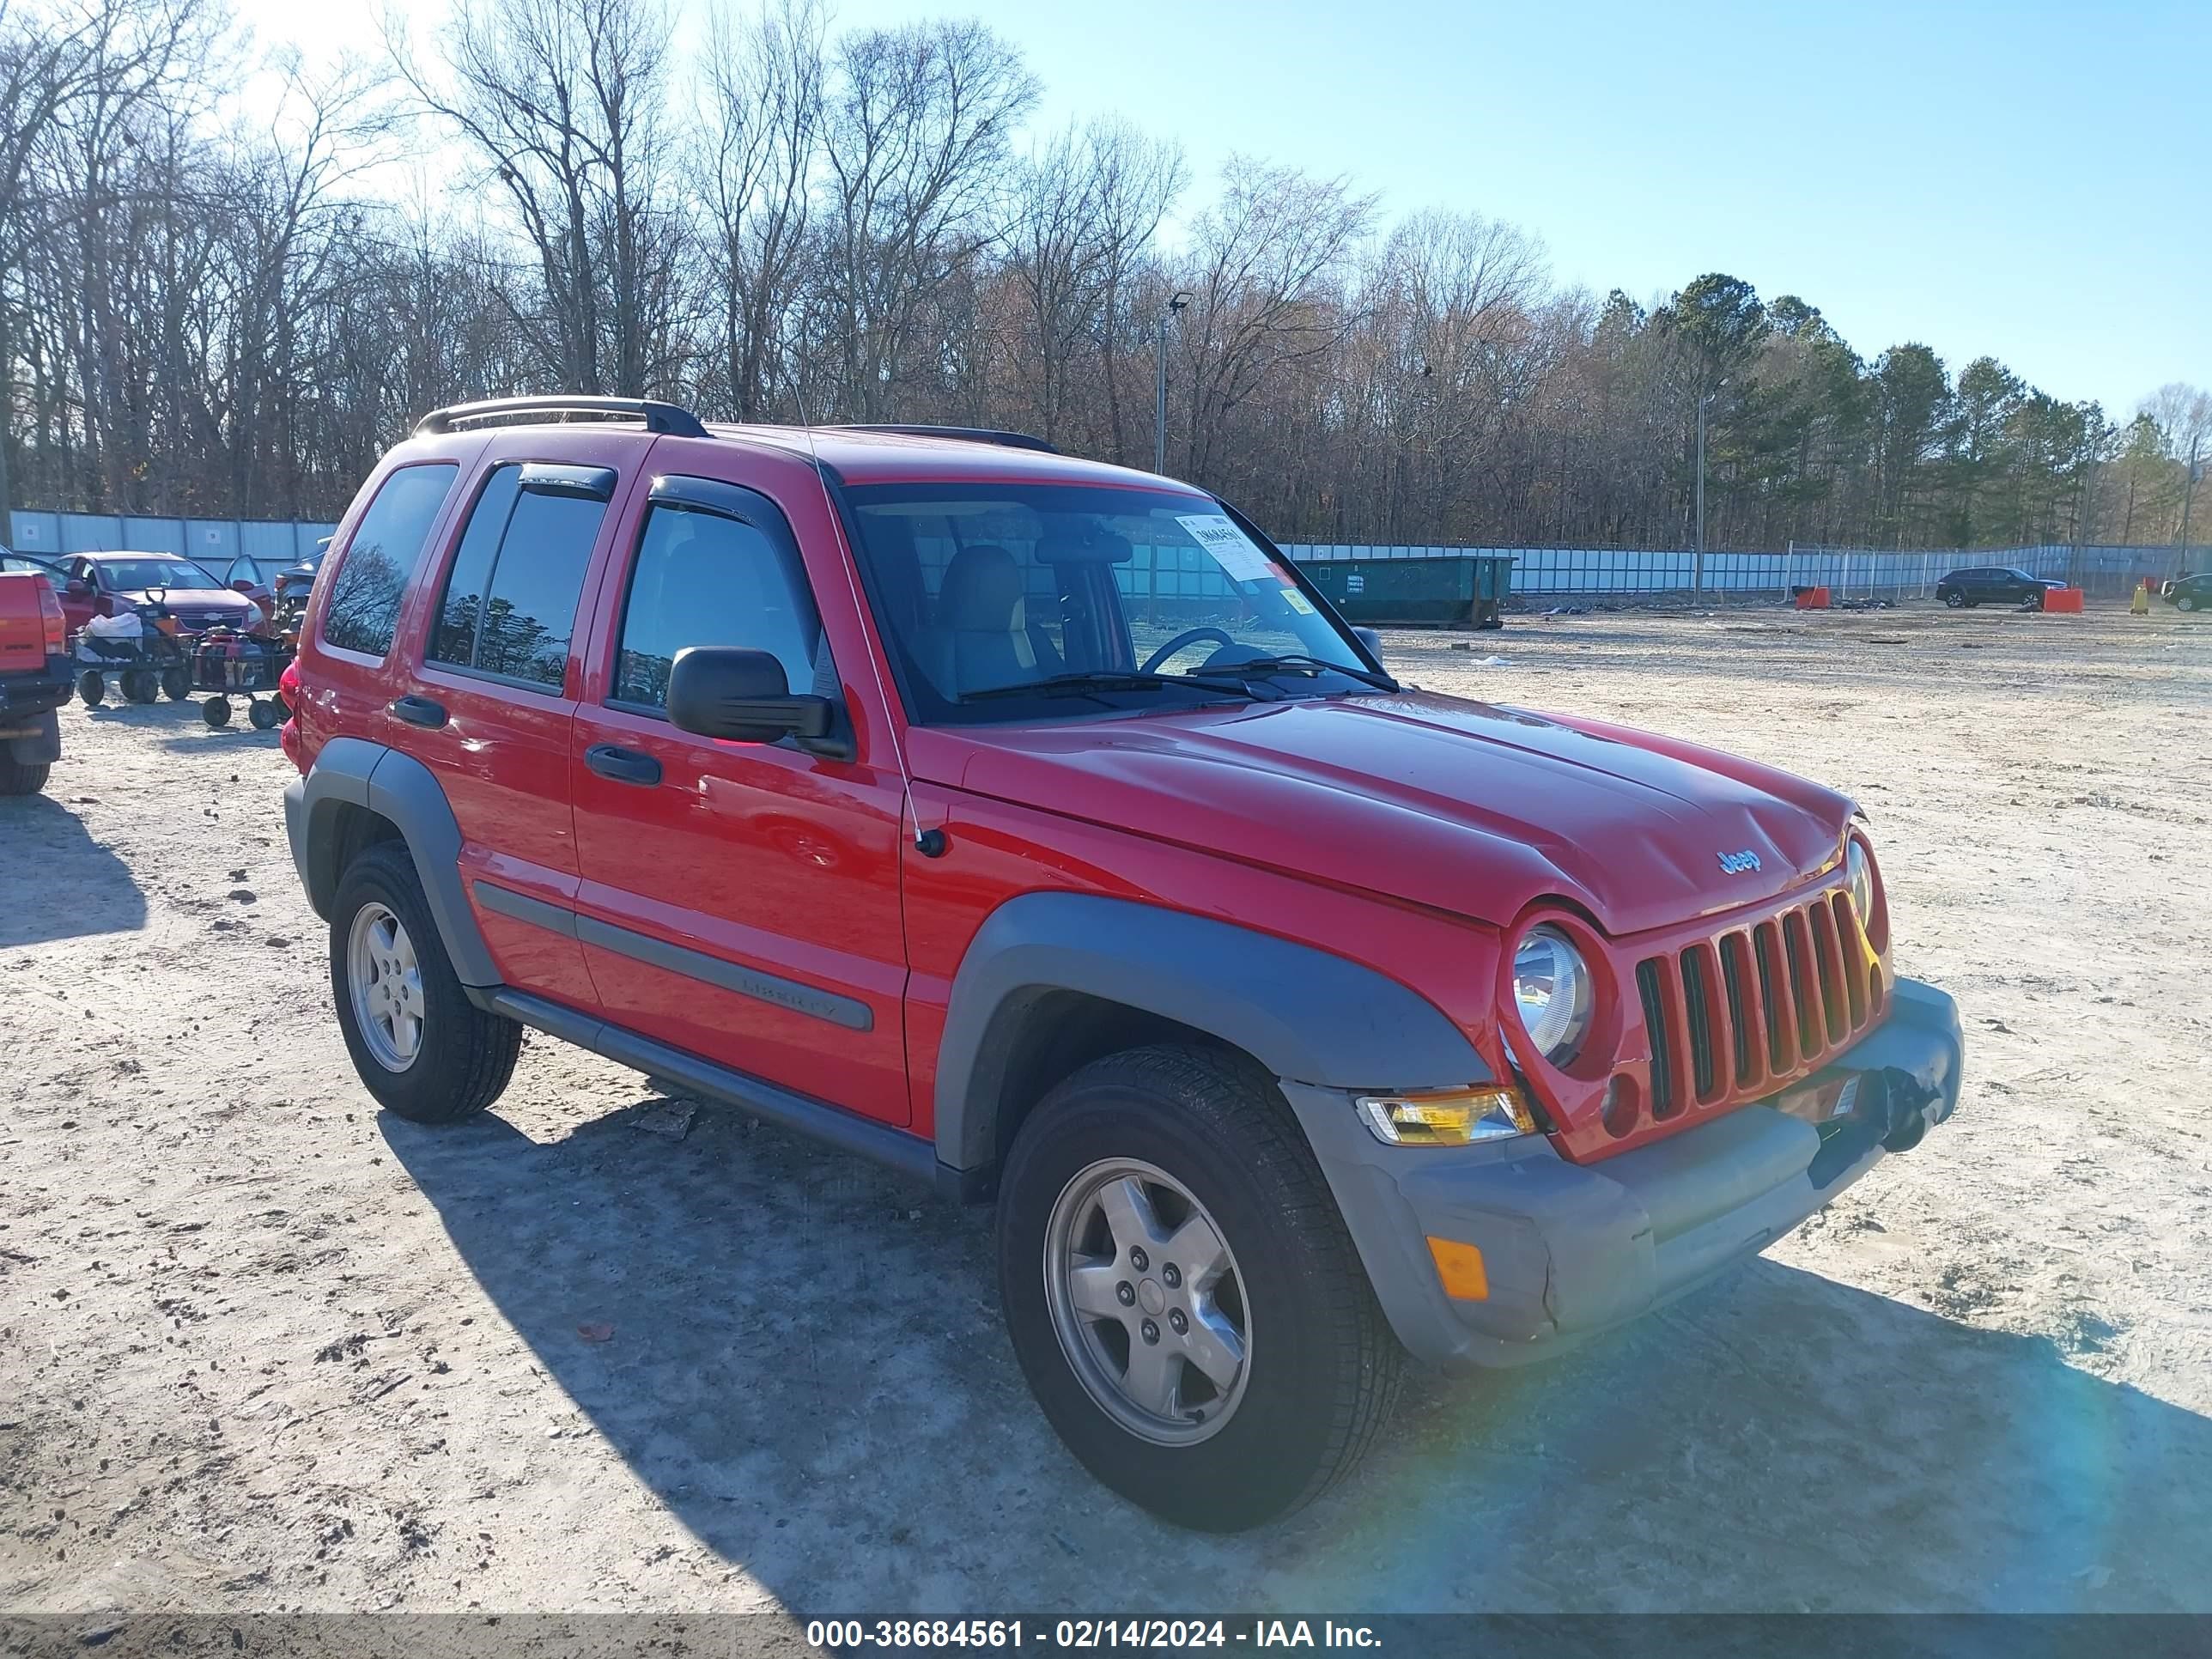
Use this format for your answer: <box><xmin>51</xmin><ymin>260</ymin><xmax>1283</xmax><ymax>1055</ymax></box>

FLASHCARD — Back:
<box><xmin>1139</xmin><ymin>626</ymin><xmax>1238</xmax><ymax>675</ymax></box>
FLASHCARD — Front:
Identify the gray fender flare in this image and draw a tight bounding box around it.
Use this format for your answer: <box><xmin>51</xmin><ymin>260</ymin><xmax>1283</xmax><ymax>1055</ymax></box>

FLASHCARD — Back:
<box><xmin>933</xmin><ymin>891</ymin><xmax>1491</xmax><ymax>1175</ymax></box>
<box><xmin>285</xmin><ymin>736</ymin><xmax>499</xmax><ymax>988</ymax></box>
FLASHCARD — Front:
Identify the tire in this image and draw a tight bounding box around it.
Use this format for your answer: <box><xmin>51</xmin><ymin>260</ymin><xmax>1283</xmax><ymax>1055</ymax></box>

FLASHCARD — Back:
<box><xmin>1942</xmin><ymin>589</ymin><xmax>1964</xmax><ymax>609</ymax></box>
<box><xmin>77</xmin><ymin>672</ymin><xmax>104</xmax><ymax>708</ymax></box>
<box><xmin>162</xmin><ymin>666</ymin><xmax>191</xmax><ymax>701</ymax></box>
<box><xmin>2180</xmin><ymin>596</ymin><xmax>2198</xmax><ymax>614</ymax></box>
<box><xmin>202</xmin><ymin>696</ymin><xmax>231</xmax><ymax>728</ymax></box>
<box><xmin>248</xmin><ymin>698</ymin><xmax>279</xmax><ymax>730</ymax></box>
<box><xmin>996</xmin><ymin>1044</ymin><xmax>1401</xmax><ymax>1531</ymax></box>
<box><xmin>329</xmin><ymin>840</ymin><xmax>521</xmax><ymax>1123</ymax></box>
<box><xmin>125</xmin><ymin>670</ymin><xmax>158</xmax><ymax>703</ymax></box>
<box><xmin>0</xmin><ymin>751</ymin><xmax>50</xmax><ymax>796</ymax></box>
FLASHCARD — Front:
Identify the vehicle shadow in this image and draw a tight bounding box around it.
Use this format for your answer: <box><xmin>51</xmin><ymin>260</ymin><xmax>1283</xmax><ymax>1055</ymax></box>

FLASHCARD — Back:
<box><xmin>153</xmin><ymin>726</ymin><xmax>283</xmax><ymax>755</ymax></box>
<box><xmin>80</xmin><ymin>696</ymin><xmax>203</xmax><ymax>727</ymax></box>
<box><xmin>385</xmin><ymin>1094</ymin><xmax>2212</xmax><ymax>1614</ymax></box>
<box><xmin>0</xmin><ymin>792</ymin><xmax>149</xmax><ymax>945</ymax></box>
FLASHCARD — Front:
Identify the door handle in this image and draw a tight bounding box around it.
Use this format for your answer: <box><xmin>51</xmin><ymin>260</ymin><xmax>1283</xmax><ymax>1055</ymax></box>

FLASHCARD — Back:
<box><xmin>389</xmin><ymin>695</ymin><xmax>447</xmax><ymax>728</ymax></box>
<box><xmin>585</xmin><ymin>743</ymin><xmax>662</xmax><ymax>787</ymax></box>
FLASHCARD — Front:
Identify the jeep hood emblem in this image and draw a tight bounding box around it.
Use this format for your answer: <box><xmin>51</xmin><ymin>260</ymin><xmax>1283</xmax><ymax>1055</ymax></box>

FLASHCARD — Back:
<box><xmin>1718</xmin><ymin>849</ymin><xmax>1762</xmax><ymax>873</ymax></box>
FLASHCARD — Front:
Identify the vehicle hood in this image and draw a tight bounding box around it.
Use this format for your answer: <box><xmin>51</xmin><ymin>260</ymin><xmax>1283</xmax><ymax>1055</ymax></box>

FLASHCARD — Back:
<box><xmin>916</xmin><ymin>690</ymin><xmax>1856</xmax><ymax>936</ymax></box>
<box><xmin>121</xmin><ymin>586</ymin><xmax>252</xmax><ymax>612</ymax></box>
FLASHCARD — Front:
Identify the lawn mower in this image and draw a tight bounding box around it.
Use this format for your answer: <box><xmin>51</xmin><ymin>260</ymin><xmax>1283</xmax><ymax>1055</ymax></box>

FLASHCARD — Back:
<box><xmin>191</xmin><ymin>625</ymin><xmax>294</xmax><ymax>728</ymax></box>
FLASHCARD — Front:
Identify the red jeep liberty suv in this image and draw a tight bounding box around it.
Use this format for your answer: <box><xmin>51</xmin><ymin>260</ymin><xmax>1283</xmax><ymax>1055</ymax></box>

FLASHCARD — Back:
<box><xmin>283</xmin><ymin>396</ymin><xmax>1963</xmax><ymax>1531</ymax></box>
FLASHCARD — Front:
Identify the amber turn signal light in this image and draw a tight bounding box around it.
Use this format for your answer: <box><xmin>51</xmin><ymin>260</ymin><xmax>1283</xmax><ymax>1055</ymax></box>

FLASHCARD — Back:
<box><xmin>1425</xmin><ymin>1237</ymin><xmax>1490</xmax><ymax>1300</ymax></box>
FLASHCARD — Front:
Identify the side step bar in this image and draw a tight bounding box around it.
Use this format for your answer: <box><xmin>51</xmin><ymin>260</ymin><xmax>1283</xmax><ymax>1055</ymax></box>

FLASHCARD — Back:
<box><xmin>474</xmin><ymin>988</ymin><xmax>940</xmax><ymax>1190</ymax></box>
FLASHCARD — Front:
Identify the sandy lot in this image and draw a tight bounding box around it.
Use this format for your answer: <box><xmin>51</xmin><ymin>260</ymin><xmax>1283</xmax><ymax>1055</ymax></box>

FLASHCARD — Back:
<box><xmin>3</xmin><ymin>603</ymin><xmax>2209</xmax><ymax>1619</ymax></box>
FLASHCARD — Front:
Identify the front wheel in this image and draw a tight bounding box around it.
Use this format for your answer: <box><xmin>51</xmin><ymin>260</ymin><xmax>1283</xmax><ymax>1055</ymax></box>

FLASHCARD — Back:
<box><xmin>248</xmin><ymin>698</ymin><xmax>279</xmax><ymax>730</ymax></box>
<box><xmin>202</xmin><ymin>696</ymin><xmax>231</xmax><ymax>728</ymax></box>
<box><xmin>996</xmin><ymin>1045</ymin><xmax>1401</xmax><ymax>1531</ymax></box>
<box><xmin>1942</xmin><ymin>589</ymin><xmax>1965</xmax><ymax>609</ymax></box>
<box><xmin>162</xmin><ymin>666</ymin><xmax>191</xmax><ymax>701</ymax></box>
<box><xmin>77</xmin><ymin>671</ymin><xmax>105</xmax><ymax>708</ymax></box>
<box><xmin>2179</xmin><ymin>595</ymin><xmax>2198</xmax><ymax>614</ymax></box>
<box><xmin>330</xmin><ymin>841</ymin><xmax>520</xmax><ymax>1122</ymax></box>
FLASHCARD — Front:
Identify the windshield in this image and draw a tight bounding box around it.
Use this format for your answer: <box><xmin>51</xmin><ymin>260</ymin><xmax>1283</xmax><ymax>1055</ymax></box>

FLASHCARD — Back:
<box><xmin>841</xmin><ymin>482</ymin><xmax>1372</xmax><ymax>723</ymax></box>
<box><xmin>95</xmin><ymin>557</ymin><xmax>227</xmax><ymax>591</ymax></box>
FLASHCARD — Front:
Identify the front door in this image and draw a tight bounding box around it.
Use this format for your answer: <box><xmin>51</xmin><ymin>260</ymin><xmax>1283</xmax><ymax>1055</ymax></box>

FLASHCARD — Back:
<box><xmin>568</xmin><ymin>471</ymin><xmax>910</xmax><ymax>1124</ymax></box>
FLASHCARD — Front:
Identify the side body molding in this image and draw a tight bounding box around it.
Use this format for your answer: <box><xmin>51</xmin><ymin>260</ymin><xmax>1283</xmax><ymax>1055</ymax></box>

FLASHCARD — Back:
<box><xmin>286</xmin><ymin>736</ymin><xmax>499</xmax><ymax>987</ymax></box>
<box><xmin>933</xmin><ymin>892</ymin><xmax>1491</xmax><ymax>1176</ymax></box>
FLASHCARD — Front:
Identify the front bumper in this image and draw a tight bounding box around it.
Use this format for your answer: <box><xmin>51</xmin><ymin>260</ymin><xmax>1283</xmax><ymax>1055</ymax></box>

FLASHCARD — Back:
<box><xmin>1284</xmin><ymin>975</ymin><xmax>1963</xmax><ymax>1370</ymax></box>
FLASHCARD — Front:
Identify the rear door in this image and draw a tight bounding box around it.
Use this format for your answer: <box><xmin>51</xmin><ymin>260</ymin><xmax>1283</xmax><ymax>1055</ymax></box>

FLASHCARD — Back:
<box><xmin>395</xmin><ymin>432</ymin><xmax>645</xmax><ymax>1012</ymax></box>
<box><xmin>568</xmin><ymin>465</ymin><xmax>911</xmax><ymax>1123</ymax></box>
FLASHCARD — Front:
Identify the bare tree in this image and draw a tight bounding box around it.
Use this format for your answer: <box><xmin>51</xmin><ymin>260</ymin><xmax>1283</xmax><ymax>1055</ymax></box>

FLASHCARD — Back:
<box><xmin>1174</xmin><ymin>156</ymin><xmax>1376</xmax><ymax>483</ymax></box>
<box><xmin>389</xmin><ymin>0</ymin><xmax>679</xmax><ymax>396</ymax></box>
<box><xmin>1003</xmin><ymin>116</ymin><xmax>1182</xmax><ymax>450</ymax></box>
<box><xmin>818</xmin><ymin>18</ymin><xmax>1035</xmax><ymax>420</ymax></box>
<box><xmin>697</xmin><ymin>0</ymin><xmax>821</xmax><ymax>421</ymax></box>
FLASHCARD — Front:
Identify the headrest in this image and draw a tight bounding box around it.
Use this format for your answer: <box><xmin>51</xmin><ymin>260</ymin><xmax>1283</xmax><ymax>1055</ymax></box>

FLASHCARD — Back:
<box><xmin>939</xmin><ymin>544</ymin><xmax>1025</xmax><ymax>632</ymax></box>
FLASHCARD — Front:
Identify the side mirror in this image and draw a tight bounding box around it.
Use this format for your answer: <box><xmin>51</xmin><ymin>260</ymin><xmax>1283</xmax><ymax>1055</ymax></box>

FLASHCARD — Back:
<box><xmin>231</xmin><ymin>579</ymin><xmax>257</xmax><ymax>595</ymax></box>
<box><xmin>1353</xmin><ymin>627</ymin><xmax>1384</xmax><ymax>659</ymax></box>
<box><xmin>667</xmin><ymin>647</ymin><xmax>835</xmax><ymax>745</ymax></box>
<box><xmin>65</xmin><ymin>578</ymin><xmax>91</xmax><ymax>599</ymax></box>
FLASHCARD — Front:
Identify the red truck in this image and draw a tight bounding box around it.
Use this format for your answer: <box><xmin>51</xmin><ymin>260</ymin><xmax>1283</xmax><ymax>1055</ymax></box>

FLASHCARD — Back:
<box><xmin>282</xmin><ymin>397</ymin><xmax>1963</xmax><ymax>1531</ymax></box>
<box><xmin>0</xmin><ymin>568</ymin><xmax>70</xmax><ymax>795</ymax></box>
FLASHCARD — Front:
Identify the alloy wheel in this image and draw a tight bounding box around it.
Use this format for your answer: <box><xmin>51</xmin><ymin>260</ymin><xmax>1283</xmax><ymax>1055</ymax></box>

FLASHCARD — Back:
<box><xmin>347</xmin><ymin>902</ymin><xmax>425</xmax><ymax>1072</ymax></box>
<box><xmin>1042</xmin><ymin>1158</ymin><xmax>1252</xmax><ymax>1445</ymax></box>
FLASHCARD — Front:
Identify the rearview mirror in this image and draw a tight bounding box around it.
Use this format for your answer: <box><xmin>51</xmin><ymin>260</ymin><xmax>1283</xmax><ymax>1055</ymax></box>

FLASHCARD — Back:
<box><xmin>667</xmin><ymin>647</ymin><xmax>835</xmax><ymax>745</ymax></box>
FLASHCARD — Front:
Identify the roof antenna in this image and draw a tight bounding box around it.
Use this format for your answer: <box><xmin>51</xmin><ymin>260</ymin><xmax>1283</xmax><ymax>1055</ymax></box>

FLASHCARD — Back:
<box><xmin>787</xmin><ymin>374</ymin><xmax>939</xmax><ymax>859</ymax></box>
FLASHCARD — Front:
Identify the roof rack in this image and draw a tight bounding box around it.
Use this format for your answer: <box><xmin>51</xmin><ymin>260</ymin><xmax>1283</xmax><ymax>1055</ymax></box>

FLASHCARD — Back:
<box><xmin>828</xmin><ymin>423</ymin><xmax>1058</xmax><ymax>455</ymax></box>
<box><xmin>414</xmin><ymin>396</ymin><xmax>710</xmax><ymax>439</ymax></box>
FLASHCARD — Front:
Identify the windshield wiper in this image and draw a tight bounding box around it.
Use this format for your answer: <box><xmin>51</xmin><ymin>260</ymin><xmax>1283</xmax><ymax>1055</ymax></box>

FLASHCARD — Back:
<box><xmin>959</xmin><ymin>669</ymin><xmax>1271</xmax><ymax>704</ymax></box>
<box><xmin>1196</xmin><ymin>653</ymin><xmax>1400</xmax><ymax>692</ymax></box>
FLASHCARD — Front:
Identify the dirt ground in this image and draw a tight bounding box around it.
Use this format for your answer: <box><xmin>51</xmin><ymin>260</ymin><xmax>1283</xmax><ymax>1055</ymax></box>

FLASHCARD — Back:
<box><xmin>3</xmin><ymin>602</ymin><xmax>2209</xmax><ymax>1620</ymax></box>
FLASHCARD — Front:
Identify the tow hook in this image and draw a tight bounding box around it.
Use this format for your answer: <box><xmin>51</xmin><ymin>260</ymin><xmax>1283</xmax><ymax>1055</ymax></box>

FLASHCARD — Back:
<box><xmin>1874</xmin><ymin>1067</ymin><xmax>1941</xmax><ymax>1152</ymax></box>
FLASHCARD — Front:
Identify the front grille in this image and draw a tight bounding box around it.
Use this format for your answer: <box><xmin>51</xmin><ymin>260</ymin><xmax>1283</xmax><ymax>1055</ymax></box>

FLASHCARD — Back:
<box><xmin>1636</xmin><ymin>961</ymin><xmax>1674</xmax><ymax>1118</ymax></box>
<box><xmin>1636</xmin><ymin>889</ymin><xmax>1881</xmax><ymax>1111</ymax></box>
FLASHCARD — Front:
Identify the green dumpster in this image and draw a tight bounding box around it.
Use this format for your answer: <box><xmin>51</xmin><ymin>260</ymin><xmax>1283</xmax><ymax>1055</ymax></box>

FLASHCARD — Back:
<box><xmin>1296</xmin><ymin>555</ymin><xmax>1514</xmax><ymax>629</ymax></box>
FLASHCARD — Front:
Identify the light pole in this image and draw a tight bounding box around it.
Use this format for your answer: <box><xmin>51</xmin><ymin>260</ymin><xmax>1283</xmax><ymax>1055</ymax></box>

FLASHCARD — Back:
<box><xmin>1694</xmin><ymin>377</ymin><xmax>1727</xmax><ymax>592</ymax></box>
<box><xmin>2181</xmin><ymin>432</ymin><xmax>2204</xmax><ymax>569</ymax></box>
<box><xmin>1155</xmin><ymin>291</ymin><xmax>1189</xmax><ymax>476</ymax></box>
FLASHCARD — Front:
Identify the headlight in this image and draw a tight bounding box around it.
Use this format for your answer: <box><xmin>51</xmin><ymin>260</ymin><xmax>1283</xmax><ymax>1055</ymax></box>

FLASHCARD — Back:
<box><xmin>1511</xmin><ymin>924</ymin><xmax>1593</xmax><ymax>1062</ymax></box>
<box><xmin>1845</xmin><ymin>839</ymin><xmax>1875</xmax><ymax>926</ymax></box>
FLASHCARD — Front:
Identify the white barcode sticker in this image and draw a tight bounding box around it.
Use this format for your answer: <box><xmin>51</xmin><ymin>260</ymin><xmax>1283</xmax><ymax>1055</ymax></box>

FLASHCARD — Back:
<box><xmin>1176</xmin><ymin>514</ymin><xmax>1276</xmax><ymax>583</ymax></box>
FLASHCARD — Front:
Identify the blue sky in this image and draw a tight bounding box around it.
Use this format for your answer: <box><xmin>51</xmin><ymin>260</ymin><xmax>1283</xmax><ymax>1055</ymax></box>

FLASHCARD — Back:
<box><xmin>254</xmin><ymin>0</ymin><xmax>2209</xmax><ymax>416</ymax></box>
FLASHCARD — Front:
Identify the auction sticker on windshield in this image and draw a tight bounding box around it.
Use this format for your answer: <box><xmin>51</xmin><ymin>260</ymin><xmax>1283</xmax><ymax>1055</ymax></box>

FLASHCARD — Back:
<box><xmin>1176</xmin><ymin>514</ymin><xmax>1277</xmax><ymax>583</ymax></box>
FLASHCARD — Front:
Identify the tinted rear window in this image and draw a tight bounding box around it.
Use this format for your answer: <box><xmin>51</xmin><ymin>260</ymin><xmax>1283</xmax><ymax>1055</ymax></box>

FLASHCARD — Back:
<box><xmin>427</xmin><ymin>463</ymin><xmax>611</xmax><ymax>690</ymax></box>
<box><xmin>322</xmin><ymin>464</ymin><xmax>459</xmax><ymax>657</ymax></box>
